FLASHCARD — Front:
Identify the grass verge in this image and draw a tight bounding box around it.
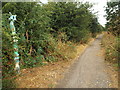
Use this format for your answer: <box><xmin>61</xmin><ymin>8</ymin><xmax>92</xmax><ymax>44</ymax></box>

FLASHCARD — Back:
<box><xmin>101</xmin><ymin>32</ymin><xmax>118</xmax><ymax>65</ymax></box>
<box><xmin>101</xmin><ymin>32</ymin><xmax>119</xmax><ymax>88</ymax></box>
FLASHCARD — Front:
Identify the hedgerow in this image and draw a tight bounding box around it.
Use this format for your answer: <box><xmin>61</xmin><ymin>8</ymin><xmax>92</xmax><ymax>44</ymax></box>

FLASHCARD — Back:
<box><xmin>2</xmin><ymin>2</ymin><xmax>103</xmax><ymax>88</ymax></box>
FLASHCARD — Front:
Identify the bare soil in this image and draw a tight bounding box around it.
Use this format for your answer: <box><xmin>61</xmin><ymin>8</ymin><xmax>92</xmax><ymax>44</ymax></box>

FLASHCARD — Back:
<box><xmin>16</xmin><ymin>39</ymin><xmax>92</xmax><ymax>88</ymax></box>
<box><xmin>16</xmin><ymin>34</ymin><xmax>118</xmax><ymax>88</ymax></box>
<box><xmin>56</xmin><ymin>34</ymin><xmax>118</xmax><ymax>88</ymax></box>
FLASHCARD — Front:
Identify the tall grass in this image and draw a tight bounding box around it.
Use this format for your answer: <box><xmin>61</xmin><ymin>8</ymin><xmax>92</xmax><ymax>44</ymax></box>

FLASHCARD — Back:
<box><xmin>101</xmin><ymin>32</ymin><xmax>118</xmax><ymax>66</ymax></box>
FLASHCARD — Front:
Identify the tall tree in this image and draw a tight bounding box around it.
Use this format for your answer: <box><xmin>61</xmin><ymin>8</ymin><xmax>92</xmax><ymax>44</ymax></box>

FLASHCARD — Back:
<box><xmin>105</xmin><ymin>1</ymin><xmax>120</xmax><ymax>35</ymax></box>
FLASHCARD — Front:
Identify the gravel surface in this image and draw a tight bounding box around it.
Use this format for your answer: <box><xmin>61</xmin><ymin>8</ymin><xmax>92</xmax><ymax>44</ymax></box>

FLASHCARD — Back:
<box><xmin>56</xmin><ymin>34</ymin><xmax>112</xmax><ymax>88</ymax></box>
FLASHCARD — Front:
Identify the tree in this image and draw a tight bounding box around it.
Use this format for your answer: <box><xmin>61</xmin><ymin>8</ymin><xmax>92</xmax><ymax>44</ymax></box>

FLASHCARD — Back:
<box><xmin>2</xmin><ymin>2</ymin><xmax>51</xmax><ymax>77</ymax></box>
<box><xmin>44</xmin><ymin>2</ymin><xmax>101</xmax><ymax>42</ymax></box>
<box><xmin>105</xmin><ymin>1</ymin><xmax>120</xmax><ymax>35</ymax></box>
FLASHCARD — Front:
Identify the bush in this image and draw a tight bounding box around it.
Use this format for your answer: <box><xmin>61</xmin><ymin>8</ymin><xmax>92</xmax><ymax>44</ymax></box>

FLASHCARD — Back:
<box><xmin>2</xmin><ymin>2</ymin><xmax>103</xmax><ymax>88</ymax></box>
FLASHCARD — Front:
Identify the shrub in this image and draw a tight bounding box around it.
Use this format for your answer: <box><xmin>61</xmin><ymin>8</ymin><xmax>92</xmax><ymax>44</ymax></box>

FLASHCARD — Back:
<box><xmin>2</xmin><ymin>2</ymin><xmax>103</xmax><ymax>88</ymax></box>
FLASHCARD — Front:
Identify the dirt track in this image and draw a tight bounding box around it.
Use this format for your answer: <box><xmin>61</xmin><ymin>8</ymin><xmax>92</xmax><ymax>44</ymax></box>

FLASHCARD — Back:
<box><xmin>56</xmin><ymin>34</ymin><xmax>112</xmax><ymax>88</ymax></box>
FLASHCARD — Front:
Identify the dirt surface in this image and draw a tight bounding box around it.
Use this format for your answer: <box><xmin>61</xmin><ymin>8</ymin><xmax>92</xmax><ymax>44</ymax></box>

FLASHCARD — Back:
<box><xmin>16</xmin><ymin>39</ymin><xmax>91</xmax><ymax>88</ymax></box>
<box><xmin>16</xmin><ymin>34</ymin><xmax>118</xmax><ymax>88</ymax></box>
<box><xmin>56</xmin><ymin>34</ymin><xmax>114</xmax><ymax>88</ymax></box>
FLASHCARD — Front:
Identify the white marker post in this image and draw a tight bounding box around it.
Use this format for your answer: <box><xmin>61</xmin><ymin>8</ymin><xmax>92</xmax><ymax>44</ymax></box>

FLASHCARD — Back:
<box><xmin>9</xmin><ymin>12</ymin><xmax>20</xmax><ymax>74</ymax></box>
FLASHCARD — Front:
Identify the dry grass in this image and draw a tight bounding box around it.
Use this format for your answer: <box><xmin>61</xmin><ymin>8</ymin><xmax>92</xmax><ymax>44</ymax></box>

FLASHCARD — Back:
<box><xmin>101</xmin><ymin>32</ymin><xmax>118</xmax><ymax>63</ymax></box>
<box><xmin>56</xmin><ymin>40</ymin><xmax>77</xmax><ymax>60</ymax></box>
<box><xmin>101</xmin><ymin>32</ymin><xmax>118</xmax><ymax>88</ymax></box>
<box><xmin>56</xmin><ymin>38</ymin><xmax>94</xmax><ymax>61</ymax></box>
<box><xmin>15</xmin><ymin>38</ymin><xmax>95</xmax><ymax>88</ymax></box>
<box><xmin>101</xmin><ymin>32</ymin><xmax>116</xmax><ymax>49</ymax></box>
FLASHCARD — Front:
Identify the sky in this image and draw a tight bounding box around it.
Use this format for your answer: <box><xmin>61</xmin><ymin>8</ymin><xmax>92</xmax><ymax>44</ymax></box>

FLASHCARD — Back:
<box><xmin>40</xmin><ymin>0</ymin><xmax>108</xmax><ymax>26</ymax></box>
<box><xmin>82</xmin><ymin>0</ymin><xmax>108</xmax><ymax>27</ymax></box>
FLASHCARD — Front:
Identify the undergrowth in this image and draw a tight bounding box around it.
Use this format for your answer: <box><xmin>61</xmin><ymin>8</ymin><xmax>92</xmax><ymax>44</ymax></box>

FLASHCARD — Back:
<box><xmin>101</xmin><ymin>32</ymin><xmax>119</xmax><ymax>67</ymax></box>
<box><xmin>2</xmin><ymin>77</ymin><xmax>17</xmax><ymax>89</ymax></box>
<box><xmin>2</xmin><ymin>2</ymin><xmax>103</xmax><ymax>88</ymax></box>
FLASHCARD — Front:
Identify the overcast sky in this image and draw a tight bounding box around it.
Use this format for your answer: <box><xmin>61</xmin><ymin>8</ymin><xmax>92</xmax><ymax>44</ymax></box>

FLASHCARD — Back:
<box><xmin>40</xmin><ymin>0</ymin><xmax>108</xmax><ymax>26</ymax></box>
<box><xmin>82</xmin><ymin>0</ymin><xmax>108</xmax><ymax>27</ymax></box>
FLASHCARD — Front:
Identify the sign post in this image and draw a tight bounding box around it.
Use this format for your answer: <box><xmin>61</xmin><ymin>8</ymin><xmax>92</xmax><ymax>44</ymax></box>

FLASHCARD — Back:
<box><xmin>9</xmin><ymin>12</ymin><xmax>20</xmax><ymax>73</ymax></box>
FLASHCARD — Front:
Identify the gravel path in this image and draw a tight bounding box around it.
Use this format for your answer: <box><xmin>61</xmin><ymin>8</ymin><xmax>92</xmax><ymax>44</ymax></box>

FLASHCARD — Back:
<box><xmin>56</xmin><ymin>34</ymin><xmax>112</xmax><ymax>88</ymax></box>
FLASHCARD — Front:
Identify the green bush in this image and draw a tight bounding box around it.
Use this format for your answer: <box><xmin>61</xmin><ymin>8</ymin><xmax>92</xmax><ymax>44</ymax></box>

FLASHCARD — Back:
<box><xmin>2</xmin><ymin>2</ymin><xmax>103</xmax><ymax>88</ymax></box>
